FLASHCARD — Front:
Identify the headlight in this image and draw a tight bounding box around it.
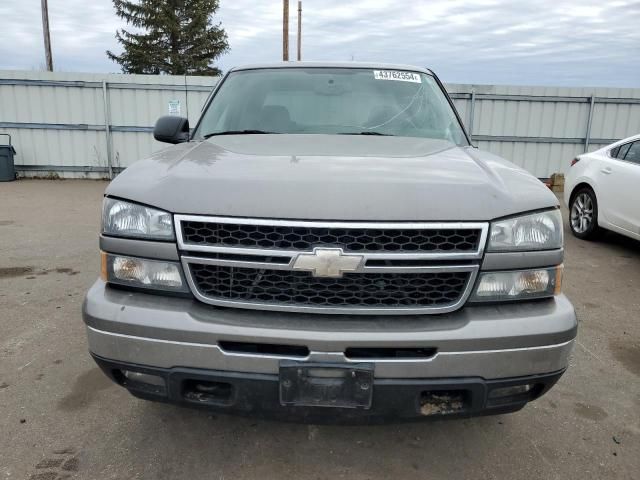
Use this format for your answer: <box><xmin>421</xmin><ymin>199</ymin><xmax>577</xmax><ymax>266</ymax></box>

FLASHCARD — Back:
<box><xmin>101</xmin><ymin>252</ymin><xmax>188</xmax><ymax>293</ymax></box>
<box><xmin>488</xmin><ymin>209</ymin><xmax>562</xmax><ymax>252</ymax></box>
<box><xmin>470</xmin><ymin>266</ymin><xmax>562</xmax><ymax>302</ymax></box>
<box><xmin>102</xmin><ymin>198</ymin><xmax>174</xmax><ymax>240</ymax></box>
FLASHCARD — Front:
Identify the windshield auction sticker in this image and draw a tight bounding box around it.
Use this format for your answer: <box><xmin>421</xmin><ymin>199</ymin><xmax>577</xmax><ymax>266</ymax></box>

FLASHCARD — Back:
<box><xmin>373</xmin><ymin>70</ymin><xmax>421</xmax><ymax>83</ymax></box>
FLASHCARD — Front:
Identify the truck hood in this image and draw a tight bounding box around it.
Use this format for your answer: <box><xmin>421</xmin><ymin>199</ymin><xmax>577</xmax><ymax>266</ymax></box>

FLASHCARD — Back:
<box><xmin>106</xmin><ymin>134</ymin><xmax>558</xmax><ymax>221</ymax></box>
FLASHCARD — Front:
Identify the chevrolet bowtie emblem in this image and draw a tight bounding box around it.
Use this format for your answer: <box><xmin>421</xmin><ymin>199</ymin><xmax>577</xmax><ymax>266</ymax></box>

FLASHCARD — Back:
<box><xmin>292</xmin><ymin>248</ymin><xmax>363</xmax><ymax>278</ymax></box>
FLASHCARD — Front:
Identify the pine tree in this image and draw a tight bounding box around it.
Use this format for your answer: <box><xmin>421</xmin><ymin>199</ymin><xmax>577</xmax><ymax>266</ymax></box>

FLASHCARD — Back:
<box><xmin>107</xmin><ymin>0</ymin><xmax>229</xmax><ymax>75</ymax></box>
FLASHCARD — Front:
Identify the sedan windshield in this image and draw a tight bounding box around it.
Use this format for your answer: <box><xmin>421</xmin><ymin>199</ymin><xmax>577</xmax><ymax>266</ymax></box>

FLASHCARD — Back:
<box><xmin>196</xmin><ymin>68</ymin><xmax>468</xmax><ymax>145</ymax></box>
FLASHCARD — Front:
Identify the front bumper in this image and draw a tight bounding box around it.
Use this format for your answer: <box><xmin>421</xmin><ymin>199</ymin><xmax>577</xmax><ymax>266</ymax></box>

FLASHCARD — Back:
<box><xmin>83</xmin><ymin>280</ymin><xmax>576</xmax><ymax>420</ymax></box>
<box><xmin>93</xmin><ymin>353</ymin><xmax>565</xmax><ymax>423</ymax></box>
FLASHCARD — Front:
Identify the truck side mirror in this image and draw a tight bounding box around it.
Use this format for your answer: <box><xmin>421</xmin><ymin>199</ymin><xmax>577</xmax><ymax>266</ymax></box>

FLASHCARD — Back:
<box><xmin>153</xmin><ymin>116</ymin><xmax>190</xmax><ymax>144</ymax></box>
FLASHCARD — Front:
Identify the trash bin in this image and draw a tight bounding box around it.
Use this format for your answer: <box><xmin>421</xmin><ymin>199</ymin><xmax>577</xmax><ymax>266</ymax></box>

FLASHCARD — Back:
<box><xmin>0</xmin><ymin>133</ymin><xmax>16</xmax><ymax>182</ymax></box>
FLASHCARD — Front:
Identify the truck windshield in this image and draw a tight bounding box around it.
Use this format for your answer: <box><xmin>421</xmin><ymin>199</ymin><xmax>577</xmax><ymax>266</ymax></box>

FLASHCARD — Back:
<box><xmin>196</xmin><ymin>68</ymin><xmax>468</xmax><ymax>145</ymax></box>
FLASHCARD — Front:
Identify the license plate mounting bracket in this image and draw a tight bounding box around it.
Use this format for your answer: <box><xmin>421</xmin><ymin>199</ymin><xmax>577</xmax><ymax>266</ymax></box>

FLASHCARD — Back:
<box><xmin>279</xmin><ymin>361</ymin><xmax>374</xmax><ymax>409</ymax></box>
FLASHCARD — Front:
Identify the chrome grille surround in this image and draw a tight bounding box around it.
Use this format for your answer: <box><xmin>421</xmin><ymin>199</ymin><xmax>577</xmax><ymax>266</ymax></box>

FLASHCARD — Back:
<box><xmin>180</xmin><ymin>219</ymin><xmax>483</xmax><ymax>253</ymax></box>
<box><xmin>175</xmin><ymin>215</ymin><xmax>489</xmax><ymax>315</ymax></box>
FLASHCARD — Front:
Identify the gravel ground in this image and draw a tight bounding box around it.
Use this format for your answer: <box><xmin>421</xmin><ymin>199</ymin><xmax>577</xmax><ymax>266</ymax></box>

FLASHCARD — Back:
<box><xmin>1</xmin><ymin>179</ymin><xmax>639</xmax><ymax>480</ymax></box>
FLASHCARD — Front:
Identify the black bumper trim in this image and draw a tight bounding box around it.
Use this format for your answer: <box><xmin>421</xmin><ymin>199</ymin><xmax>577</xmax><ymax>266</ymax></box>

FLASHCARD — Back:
<box><xmin>91</xmin><ymin>353</ymin><xmax>565</xmax><ymax>424</ymax></box>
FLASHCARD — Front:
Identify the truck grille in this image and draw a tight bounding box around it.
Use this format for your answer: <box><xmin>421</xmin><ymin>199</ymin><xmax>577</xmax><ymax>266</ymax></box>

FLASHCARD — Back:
<box><xmin>176</xmin><ymin>215</ymin><xmax>488</xmax><ymax>315</ymax></box>
<box><xmin>181</xmin><ymin>220</ymin><xmax>481</xmax><ymax>253</ymax></box>
<box><xmin>189</xmin><ymin>265</ymin><xmax>470</xmax><ymax>308</ymax></box>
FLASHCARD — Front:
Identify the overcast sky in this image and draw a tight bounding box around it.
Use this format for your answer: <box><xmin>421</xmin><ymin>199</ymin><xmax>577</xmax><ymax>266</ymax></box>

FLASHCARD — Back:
<box><xmin>1</xmin><ymin>0</ymin><xmax>639</xmax><ymax>87</ymax></box>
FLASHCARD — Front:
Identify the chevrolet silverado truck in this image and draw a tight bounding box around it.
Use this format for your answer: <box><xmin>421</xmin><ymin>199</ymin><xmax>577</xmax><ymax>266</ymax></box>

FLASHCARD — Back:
<box><xmin>83</xmin><ymin>62</ymin><xmax>577</xmax><ymax>423</ymax></box>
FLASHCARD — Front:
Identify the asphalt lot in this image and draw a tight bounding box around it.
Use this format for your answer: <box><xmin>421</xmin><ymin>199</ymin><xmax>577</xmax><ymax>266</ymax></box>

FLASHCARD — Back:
<box><xmin>1</xmin><ymin>179</ymin><xmax>639</xmax><ymax>480</ymax></box>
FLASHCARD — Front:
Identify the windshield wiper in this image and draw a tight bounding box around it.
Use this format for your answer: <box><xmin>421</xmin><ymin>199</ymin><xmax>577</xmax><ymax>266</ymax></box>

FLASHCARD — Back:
<box><xmin>338</xmin><ymin>131</ymin><xmax>394</xmax><ymax>136</ymax></box>
<box><xmin>203</xmin><ymin>130</ymin><xmax>278</xmax><ymax>138</ymax></box>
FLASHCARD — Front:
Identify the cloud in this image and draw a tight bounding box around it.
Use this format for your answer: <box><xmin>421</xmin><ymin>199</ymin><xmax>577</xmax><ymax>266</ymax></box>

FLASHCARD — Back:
<box><xmin>0</xmin><ymin>0</ymin><xmax>638</xmax><ymax>87</ymax></box>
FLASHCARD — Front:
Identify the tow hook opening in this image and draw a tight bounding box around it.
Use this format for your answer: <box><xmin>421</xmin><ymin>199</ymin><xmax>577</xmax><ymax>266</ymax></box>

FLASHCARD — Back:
<box><xmin>419</xmin><ymin>391</ymin><xmax>468</xmax><ymax>416</ymax></box>
<box><xmin>182</xmin><ymin>379</ymin><xmax>234</xmax><ymax>405</ymax></box>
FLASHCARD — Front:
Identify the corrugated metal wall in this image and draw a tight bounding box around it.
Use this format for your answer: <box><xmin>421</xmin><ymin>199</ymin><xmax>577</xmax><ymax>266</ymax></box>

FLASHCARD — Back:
<box><xmin>447</xmin><ymin>83</ymin><xmax>640</xmax><ymax>177</ymax></box>
<box><xmin>1</xmin><ymin>70</ymin><xmax>639</xmax><ymax>179</ymax></box>
<box><xmin>0</xmin><ymin>71</ymin><xmax>216</xmax><ymax>178</ymax></box>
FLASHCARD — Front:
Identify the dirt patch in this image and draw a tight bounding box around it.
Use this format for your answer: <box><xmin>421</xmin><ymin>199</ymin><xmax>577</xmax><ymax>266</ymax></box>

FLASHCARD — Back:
<box><xmin>0</xmin><ymin>266</ymin><xmax>80</xmax><ymax>279</ymax></box>
<box><xmin>574</xmin><ymin>402</ymin><xmax>608</xmax><ymax>421</ymax></box>
<box><xmin>28</xmin><ymin>473</ymin><xmax>57</xmax><ymax>480</ymax></box>
<box><xmin>609</xmin><ymin>340</ymin><xmax>640</xmax><ymax>377</ymax></box>
<box><xmin>35</xmin><ymin>459</ymin><xmax>63</xmax><ymax>469</ymax></box>
<box><xmin>0</xmin><ymin>267</ymin><xmax>80</xmax><ymax>280</ymax></box>
<box><xmin>54</xmin><ymin>267</ymin><xmax>80</xmax><ymax>276</ymax></box>
<box><xmin>57</xmin><ymin>368</ymin><xmax>114</xmax><ymax>412</ymax></box>
<box><xmin>28</xmin><ymin>448</ymin><xmax>79</xmax><ymax>480</ymax></box>
<box><xmin>0</xmin><ymin>266</ymin><xmax>33</xmax><ymax>278</ymax></box>
<box><xmin>53</xmin><ymin>448</ymin><xmax>76</xmax><ymax>455</ymax></box>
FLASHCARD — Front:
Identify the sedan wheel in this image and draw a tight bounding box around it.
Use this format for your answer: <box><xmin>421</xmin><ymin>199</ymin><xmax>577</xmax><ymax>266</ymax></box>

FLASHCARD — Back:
<box><xmin>569</xmin><ymin>188</ymin><xmax>601</xmax><ymax>239</ymax></box>
<box><xmin>571</xmin><ymin>193</ymin><xmax>594</xmax><ymax>233</ymax></box>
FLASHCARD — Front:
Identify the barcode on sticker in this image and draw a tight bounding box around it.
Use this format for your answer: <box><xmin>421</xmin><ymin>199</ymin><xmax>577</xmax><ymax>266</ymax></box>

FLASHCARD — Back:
<box><xmin>373</xmin><ymin>70</ymin><xmax>421</xmax><ymax>83</ymax></box>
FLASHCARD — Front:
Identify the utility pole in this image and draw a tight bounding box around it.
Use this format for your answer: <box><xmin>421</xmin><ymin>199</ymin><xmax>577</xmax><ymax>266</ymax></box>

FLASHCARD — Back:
<box><xmin>282</xmin><ymin>0</ymin><xmax>289</xmax><ymax>61</ymax></box>
<box><xmin>297</xmin><ymin>1</ymin><xmax>302</xmax><ymax>61</ymax></box>
<box><xmin>41</xmin><ymin>0</ymin><xmax>53</xmax><ymax>71</ymax></box>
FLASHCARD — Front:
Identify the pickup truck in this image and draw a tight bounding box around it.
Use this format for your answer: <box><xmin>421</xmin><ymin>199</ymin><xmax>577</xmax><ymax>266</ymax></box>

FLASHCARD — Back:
<box><xmin>83</xmin><ymin>62</ymin><xmax>577</xmax><ymax>423</ymax></box>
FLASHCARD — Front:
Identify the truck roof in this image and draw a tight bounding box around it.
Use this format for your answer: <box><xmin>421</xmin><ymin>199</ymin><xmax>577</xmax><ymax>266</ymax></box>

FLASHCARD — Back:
<box><xmin>229</xmin><ymin>61</ymin><xmax>434</xmax><ymax>75</ymax></box>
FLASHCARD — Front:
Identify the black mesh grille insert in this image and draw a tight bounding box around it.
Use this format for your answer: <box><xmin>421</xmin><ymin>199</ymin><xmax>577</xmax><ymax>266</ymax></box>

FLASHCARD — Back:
<box><xmin>181</xmin><ymin>221</ymin><xmax>481</xmax><ymax>253</ymax></box>
<box><xmin>189</xmin><ymin>264</ymin><xmax>470</xmax><ymax>308</ymax></box>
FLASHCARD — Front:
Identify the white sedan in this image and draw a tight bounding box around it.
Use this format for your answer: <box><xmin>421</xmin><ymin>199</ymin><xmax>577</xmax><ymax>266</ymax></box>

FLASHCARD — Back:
<box><xmin>564</xmin><ymin>134</ymin><xmax>640</xmax><ymax>241</ymax></box>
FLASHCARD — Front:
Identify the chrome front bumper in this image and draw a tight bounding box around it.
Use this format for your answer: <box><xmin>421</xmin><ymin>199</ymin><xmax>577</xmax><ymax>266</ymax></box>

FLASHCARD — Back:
<box><xmin>83</xmin><ymin>280</ymin><xmax>577</xmax><ymax>380</ymax></box>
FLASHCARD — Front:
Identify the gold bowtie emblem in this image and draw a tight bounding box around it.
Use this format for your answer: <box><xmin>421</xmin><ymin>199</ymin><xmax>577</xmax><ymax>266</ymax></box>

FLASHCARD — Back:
<box><xmin>292</xmin><ymin>248</ymin><xmax>363</xmax><ymax>278</ymax></box>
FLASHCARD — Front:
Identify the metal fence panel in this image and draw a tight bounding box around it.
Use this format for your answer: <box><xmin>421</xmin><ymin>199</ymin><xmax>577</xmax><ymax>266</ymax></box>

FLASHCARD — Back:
<box><xmin>0</xmin><ymin>70</ymin><xmax>217</xmax><ymax>177</ymax></box>
<box><xmin>448</xmin><ymin>83</ymin><xmax>640</xmax><ymax>177</ymax></box>
<box><xmin>1</xmin><ymin>70</ymin><xmax>639</xmax><ymax>179</ymax></box>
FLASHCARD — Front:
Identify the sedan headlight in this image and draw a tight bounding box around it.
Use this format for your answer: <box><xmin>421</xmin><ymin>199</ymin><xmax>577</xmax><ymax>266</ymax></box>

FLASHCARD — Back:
<box><xmin>102</xmin><ymin>198</ymin><xmax>174</xmax><ymax>240</ymax></box>
<box><xmin>101</xmin><ymin>252</ymin><xmax>188</xmax><ymax>293</ymax></box>
<box><xmin>489</xmin><ymin>209</ymin><xmax>562</xmax><ymax>252</ymax></box>
<box><xmin>470</xmin><ymin>266</ymin><xmax>562</xmax><ymax>302</ymax></box>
